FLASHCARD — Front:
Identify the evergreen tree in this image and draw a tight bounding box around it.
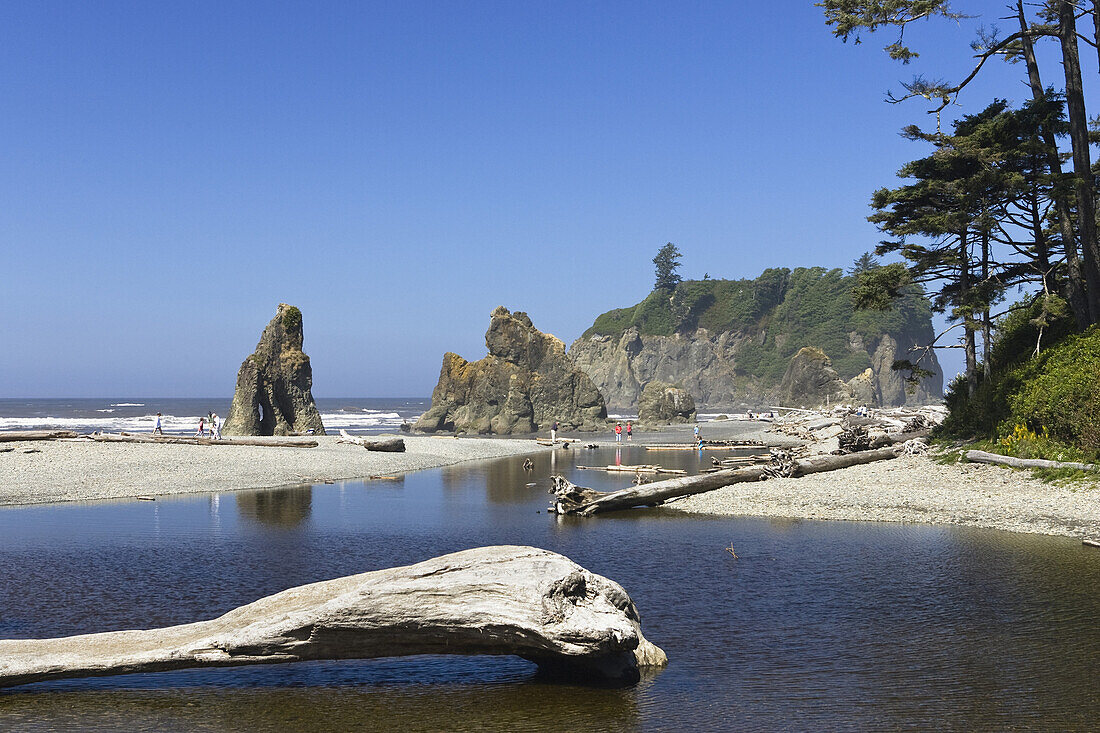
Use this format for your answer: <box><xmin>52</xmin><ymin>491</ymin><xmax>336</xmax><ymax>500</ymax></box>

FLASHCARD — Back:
<box><xmin>818</xmin><ymin>0</ymin><xmax>1100</xmax><ymax>325</ymax></box>
<box><xmin>849</xmin><ymin>252</ymin><xmax>881</xmax><ymax>276</ymax></box>
<box><xmin>653</xmin><ymin>243</ymin><xmax>683</xmax><ymax>290</ymax></box>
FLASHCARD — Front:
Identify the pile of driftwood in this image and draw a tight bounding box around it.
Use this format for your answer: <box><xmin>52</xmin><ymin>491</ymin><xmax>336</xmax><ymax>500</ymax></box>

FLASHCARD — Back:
<box><xmin>767</xmin><ymin>405</ymin><xmax>945</xmax><ymax>456</ymax></box>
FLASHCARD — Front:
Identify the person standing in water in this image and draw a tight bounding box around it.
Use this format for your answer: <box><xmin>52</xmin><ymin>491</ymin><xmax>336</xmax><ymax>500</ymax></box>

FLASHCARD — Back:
<box><xmin>626</xmin><ymin>422</ymin><xmax>633</xmax><ymax>441</ymax></box>
<box><xmin>153</xmin><ymin>412</ymin><xmax>164</xmax><ymax>435</ymax></box>
<box><xmin>551</xmin><ymin>420</ymin><xmax>559</xmax><ymax>444</ymax></box>
<box><xmin>614</xmin><ymin>423</ymin><xmax>622</xmax><ymax>443</ymax></box>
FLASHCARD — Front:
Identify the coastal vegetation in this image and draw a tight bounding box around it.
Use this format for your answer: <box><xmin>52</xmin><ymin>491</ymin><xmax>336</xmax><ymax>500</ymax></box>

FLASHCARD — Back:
<box><xmin>820</xmin><ymin>0</ymin><xmax>1100</xmax><ymax>463</ymax></box>
<box><xmin>584</xmin><ymin>264</ymin><xmax>933</xmax><ymax>384</ymax></box>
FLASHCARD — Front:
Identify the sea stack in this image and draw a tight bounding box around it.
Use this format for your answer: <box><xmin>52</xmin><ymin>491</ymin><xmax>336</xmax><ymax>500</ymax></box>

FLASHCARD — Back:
<box><xmin>415</xmin><ymin>307</ymin><xmax>607</xmax><ymax>434</ymax></box>
<box><xmin>637</xmin><ymin>381</ymin><xmax>697</xmax><ymax>424</ymax></box>
<box><xmin>222</xmin><ymin>304</ymin><xmax>326</xmax><ymax>436</ymax></box>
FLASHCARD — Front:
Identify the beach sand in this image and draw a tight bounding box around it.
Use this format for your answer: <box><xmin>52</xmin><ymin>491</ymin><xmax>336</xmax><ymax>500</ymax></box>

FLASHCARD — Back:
<box><xmin>0</xmin><ymin>434</ymin><xmax>547</xmax><ymax>506</ymax></box>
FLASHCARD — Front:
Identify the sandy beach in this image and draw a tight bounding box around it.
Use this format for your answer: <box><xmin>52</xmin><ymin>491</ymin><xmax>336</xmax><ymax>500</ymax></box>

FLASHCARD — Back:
<box><xmin>0</xmin><ymin>434</ymin><xmax>547</xmax><ymax>507</ymax></box>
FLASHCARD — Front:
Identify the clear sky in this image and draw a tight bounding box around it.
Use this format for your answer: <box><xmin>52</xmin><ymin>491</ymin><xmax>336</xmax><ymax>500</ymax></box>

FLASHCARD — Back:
<box><xmin>2</xmin><ymin>1</ymin><xmax>1079</xmax><ymax>397</ymax></box>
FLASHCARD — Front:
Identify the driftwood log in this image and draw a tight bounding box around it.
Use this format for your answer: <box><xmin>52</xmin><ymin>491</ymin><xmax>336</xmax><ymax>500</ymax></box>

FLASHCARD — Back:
<box><xmin>552</xmin><ymin>447</ymin><xmax>904</xmax><ymax>515</ymax></box>
<box><xmin>0</xmin><ymin>431</ymin><xmax>79</xmax><ymax>443</ymax></box>
<box><xmin>87</xmin><ymin>433</ymin><xmax>318</xmax><ymax>448</ymax></box>
<box><xmin>0</xmin><ymin>546</ymin><xmax>666</xmax><ymax>689</ymax></box>
<box><xmin>337</xmin><ymin>430</ymin><xmax>406</xmax><ymax>452</ymax></box>
<box><xmin>965</xmin><ymin>450</ymin><xmax>1099</xmax><ymax>473</ymax></box>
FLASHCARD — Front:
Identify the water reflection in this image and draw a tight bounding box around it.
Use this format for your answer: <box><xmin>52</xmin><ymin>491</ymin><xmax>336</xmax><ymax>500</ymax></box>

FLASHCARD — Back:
<box><xmin>236</xmin><ymin>485</ymin><xmax>313</xmax><ymax>528</ymax></box>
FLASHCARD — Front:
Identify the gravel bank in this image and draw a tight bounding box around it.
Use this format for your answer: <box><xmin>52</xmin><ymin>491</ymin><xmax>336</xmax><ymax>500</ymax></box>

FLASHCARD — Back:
<box><xmin>0</xmin><ymin>435</ymin><xmax>546</xmax><ymax>506</ymax></box>
<box><xmin>671</xmin><ymin>454</ymin><xmax>1100</xmax><ymax>540</ymax></box>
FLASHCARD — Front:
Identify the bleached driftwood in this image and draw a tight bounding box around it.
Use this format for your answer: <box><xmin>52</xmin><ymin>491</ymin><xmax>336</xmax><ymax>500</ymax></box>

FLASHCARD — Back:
<box><xmin>87</xmin><ymin>433</ymin><xmax>318</xmax><ymax>448</ymax></box>
<box><xmin>0</xmin><ymin>546</ymin><xmax>666</xmax><ymax>689</ymax></box>
<box><xmin>0</xmin><ymin>431</ymin><xmax>79</xmax><ymax>443</ymax></box>
<box><xmin>551</xmin><ymin>447</ymin><xmax>903</xmax><ymax>515</ymax></box>
<box><xmin>337</xmin><ymin>430</ymin><xmax>405</xmax><ymax>452</ymax></box>
<box><xmin>964</xmin><ymin>450</ymin><xmax>1099</xmax><ymax>473</ymax></box>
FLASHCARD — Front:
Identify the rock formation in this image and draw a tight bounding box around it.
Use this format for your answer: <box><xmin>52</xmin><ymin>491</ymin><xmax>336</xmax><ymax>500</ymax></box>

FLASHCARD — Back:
<box><xmin>0</xmin><ymin>546</ymin><xmax>667</xmax><ymax>688</ymax></box>
<box><xmin>637</xmin><ymin>381</ymin><xmax>697</xmax><ymax>423</ymax></box>
<box><xmin>779</xmin><ymin>347</ymin><xmax>851</xmax><ymax>406</ymax></box>
<box><xmin>415</xmin><ymin>307</ymin><xmax>607</xmax><ymax>434</ymax></box>
<box><xmin>569</xmin><ymin>268</ymin><xmax>943</xmax><ymax>409</ymax></box>
<box><xmin>223</xmin><ymin>304</ymin><xmax>325</xmax><ymax>436</ymax></box>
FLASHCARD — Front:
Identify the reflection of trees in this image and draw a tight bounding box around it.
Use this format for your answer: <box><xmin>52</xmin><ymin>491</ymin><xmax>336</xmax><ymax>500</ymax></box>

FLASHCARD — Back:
<box><xmin>236</xmin><ymin>485</ymin><xmax>313</xmax><ymax>527</ymax></box>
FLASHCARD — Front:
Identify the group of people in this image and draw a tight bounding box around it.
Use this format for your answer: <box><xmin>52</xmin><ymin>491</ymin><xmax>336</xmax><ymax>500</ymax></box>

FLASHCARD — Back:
<box><xmin>198</xmin><ymin>412</ymin><xmax>222</xmax><ymax>440</ymax></box>
<box><xmin>151</xmin><ymin>411</ymin><xmax>221</xmax><ymax>439</ymax></box>
<box><xmin>613</xmin><ymin>422</ymin><xmax>633</xmax><ymax>442</ymax></box>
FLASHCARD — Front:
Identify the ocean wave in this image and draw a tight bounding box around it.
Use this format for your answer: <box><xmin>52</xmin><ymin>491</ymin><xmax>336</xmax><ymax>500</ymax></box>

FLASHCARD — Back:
<box><xmin>0</xmin><ymin>409</ymin><xmax>410</xmax><ymax>434</ymax></box>
<box><xmin>110</xmin><ymin>403</ymin><xmax>145</xmax><ymax>407</ymax></box>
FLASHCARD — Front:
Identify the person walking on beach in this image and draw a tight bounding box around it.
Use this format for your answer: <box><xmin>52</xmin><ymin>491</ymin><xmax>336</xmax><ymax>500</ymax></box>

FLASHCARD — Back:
<box><xmin>551</xmin><ymin>420</ymin><xmax>559</xmax><ymax>444</ymax></box>
<box><xmin>153</xmin><ymin>412</ymin><xmax>164</xmax><ymax>435</ymax></box>
<box><xmin>614</xmin><ymin>423</ymin><xmax>622</xmax><ymax>443</ymax></box>
<box><xmin>626</xmin><ymin>422</ymin><xmax>632</xmax><ymax>441</ymax></box>
<box><xmin>211</xmin><ymin>412</ymin><xmax>221</xmax><ymax>440</ymax></box>
<box><xmin>196</xmin><ymin>415</ymin><xmax>205</xmax><ymax>437</ymax></box>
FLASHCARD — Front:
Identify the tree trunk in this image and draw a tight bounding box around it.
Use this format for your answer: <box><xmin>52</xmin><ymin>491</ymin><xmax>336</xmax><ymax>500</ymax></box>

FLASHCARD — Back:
<box><xmin>89</xmin><ymin>433</ymin><xmax>319</xmax><ymax>448</ymax></box>
<box><xmin>1058</xmin><ymin>0</ymin><xmax>1100</xmax><ymax>323</ymax></box>
<box><xmin>0</xmin><ymin>431</ymin><xmax>78</xmax><ymax>443</ymax></box>
<box><xmin>965</xmin><ymin>449</ymin><xmax>1098</xmax><ymax>472</ymax></box>
<box><xmin>552</xmin><ymin>447</ymin><xmax>904</xmax><ymax>516</ymax></box>
<box><xmin>0</xmin><ymin>546</ymin><xmax>666</xmax><ymax>689</ymax></box>
<box><xmin>1017</xmin><ymin>0</ymin><xmax>1090</xmax><ymax>327</ymax></box>
<box><xmin>959</xmin><ymin>231</ymin><xmax>978</xmax><ymax>397</ymax></box>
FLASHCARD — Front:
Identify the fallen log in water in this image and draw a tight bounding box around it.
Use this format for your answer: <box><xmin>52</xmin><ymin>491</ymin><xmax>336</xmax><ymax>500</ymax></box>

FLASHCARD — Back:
<box><xmin>0</xmin><ymin>546</ymin><xmax>666</xmax><ymax>689</ymax></box>
<box><xmin>0</xmin><ymin>431</ymin><xmax>79</xmax><ymax>443</ymax></box>
<box><xmin>337</xmin><ymin>430</ymin><xmax>405</xmax><ymax>452</ymax></box>
<box><xmin>964</xmin><ymin>450</ymin><xmax>1099</xmax><ymax>473</ymax></box>
<box><xmin>551</xmin><ymin>447</ymin><xmax>903</xmax><ymax>515</ymax></box>
<box><xmin>88</xmin><ymin>433</ymin><xmax>319</xmax><ymax>448</ymax></box>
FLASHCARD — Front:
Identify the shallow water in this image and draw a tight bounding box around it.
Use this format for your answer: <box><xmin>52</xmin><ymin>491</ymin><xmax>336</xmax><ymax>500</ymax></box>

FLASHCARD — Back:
<box><xmin>1</xmin><ymin>447</ymin><xmax>1098</xmax><ymax>731</ymax></box>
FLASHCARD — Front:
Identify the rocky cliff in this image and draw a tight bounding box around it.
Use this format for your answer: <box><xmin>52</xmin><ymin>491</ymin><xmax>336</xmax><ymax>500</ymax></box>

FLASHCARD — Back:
<box><xmin>569</xmin><ymin>267</ymin><xmax>943</xmax><ymax>409</ymax></box>
<box><xmin>415</xmin><ymin>307</ymin><xmax>607</xmax><ymax>434</ymax></box>
<box><xmin>223</xmin><ymin>304</ymin><xmax>326</xmax><ymax>436</ymax></box>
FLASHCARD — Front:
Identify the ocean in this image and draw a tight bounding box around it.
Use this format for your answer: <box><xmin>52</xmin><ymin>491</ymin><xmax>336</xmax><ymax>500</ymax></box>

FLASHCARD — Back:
<box><xmin>0</xmin><ymin>398</ymin><xmax>430</xmax><ymax>435</ymax></box>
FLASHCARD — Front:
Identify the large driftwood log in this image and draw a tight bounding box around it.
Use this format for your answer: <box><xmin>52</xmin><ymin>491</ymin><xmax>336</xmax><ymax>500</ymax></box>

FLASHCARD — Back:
<box><xmin>552</xmin><ymin>447</ymin><xmax>903</xmax><ymax>515</ymax></box>
<box><xmin>0</xmin><ymin>546</ymin><xmax>665</xmax><ymax>689</ymax></box>
<box><xmin>965</xmin><ymin>450</ymin><xmax>1099</xmax><ymax>472</ymax></box>
<box><xmin>87</xmin><ymin>433</ymin><xmax>318</xmax><ymax>448</ymax></box>
<box><xmin>337</xmin><ymin>430</ymin><xmax>406</xmax><ymax>452</ymax></box>
<box><xmin>0</xmin><ymin>431</ymin><xmax>78</xmax><ymax>443</ymax></box>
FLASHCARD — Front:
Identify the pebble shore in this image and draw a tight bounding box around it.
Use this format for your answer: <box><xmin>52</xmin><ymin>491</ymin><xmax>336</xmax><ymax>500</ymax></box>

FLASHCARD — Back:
<box><xmin>0</xmin><ymin>435</ymin><xmax>546</xmax><ymax>506</ymax></box>
<box><xmin>671</xmin><ymin>454</ymin><xmax>1100</xmax><ymax>540</ymax></box>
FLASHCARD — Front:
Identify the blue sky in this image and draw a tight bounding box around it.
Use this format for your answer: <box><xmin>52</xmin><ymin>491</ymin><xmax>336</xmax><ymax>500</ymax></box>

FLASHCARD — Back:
<box><xmin>1</xmin><ymin>1</ymin><xmax>1078</xmax><ymax>396</ymax></box>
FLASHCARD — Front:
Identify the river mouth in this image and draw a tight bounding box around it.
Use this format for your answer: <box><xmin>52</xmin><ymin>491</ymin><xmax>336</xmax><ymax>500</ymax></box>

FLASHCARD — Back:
<box><xmin>1</xmin><ymin>447</ymin><xmax>1098</xmax><ymax>730</ymax></box>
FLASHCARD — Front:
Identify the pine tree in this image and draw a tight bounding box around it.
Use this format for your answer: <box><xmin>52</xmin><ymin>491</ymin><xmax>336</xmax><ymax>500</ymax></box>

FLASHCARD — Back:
<box><xmin>653</xmin><ymin>243</ymin><xmax>683</xmax><ymax>290</ymax></box>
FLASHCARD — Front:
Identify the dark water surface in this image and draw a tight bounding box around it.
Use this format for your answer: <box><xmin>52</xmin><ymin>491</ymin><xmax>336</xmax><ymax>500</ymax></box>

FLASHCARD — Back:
<box><xmin>1</xmin><ymin>447</ymin><xmax>1098</xmax><ymax>731</ymax></box>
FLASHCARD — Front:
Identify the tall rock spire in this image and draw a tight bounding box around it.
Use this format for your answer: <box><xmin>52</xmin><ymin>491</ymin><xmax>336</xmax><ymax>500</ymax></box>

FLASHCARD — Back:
<box><xmin>222</xmin><ymin>304</ymin><xmax>325</xmax><ymax>436</ymax></box>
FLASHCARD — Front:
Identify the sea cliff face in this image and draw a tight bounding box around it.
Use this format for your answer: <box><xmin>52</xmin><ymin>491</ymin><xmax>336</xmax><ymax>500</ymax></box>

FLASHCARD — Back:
<box><xmin>569</xmin><ymin>268</ymin><xmax>943</xmax><ymax>410</ymax></box>
<box><xmin>415</xmin><ymin>307</ymin><xmax>607</xmax><ymax>434</ymax></box>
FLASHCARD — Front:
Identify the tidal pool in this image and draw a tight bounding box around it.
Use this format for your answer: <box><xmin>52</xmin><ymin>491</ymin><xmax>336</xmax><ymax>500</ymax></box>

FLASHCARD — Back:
<box><xmin>1</xmin><ymin>447</ymin><xmax>1097</xmax><ymax>731</ymax></box>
